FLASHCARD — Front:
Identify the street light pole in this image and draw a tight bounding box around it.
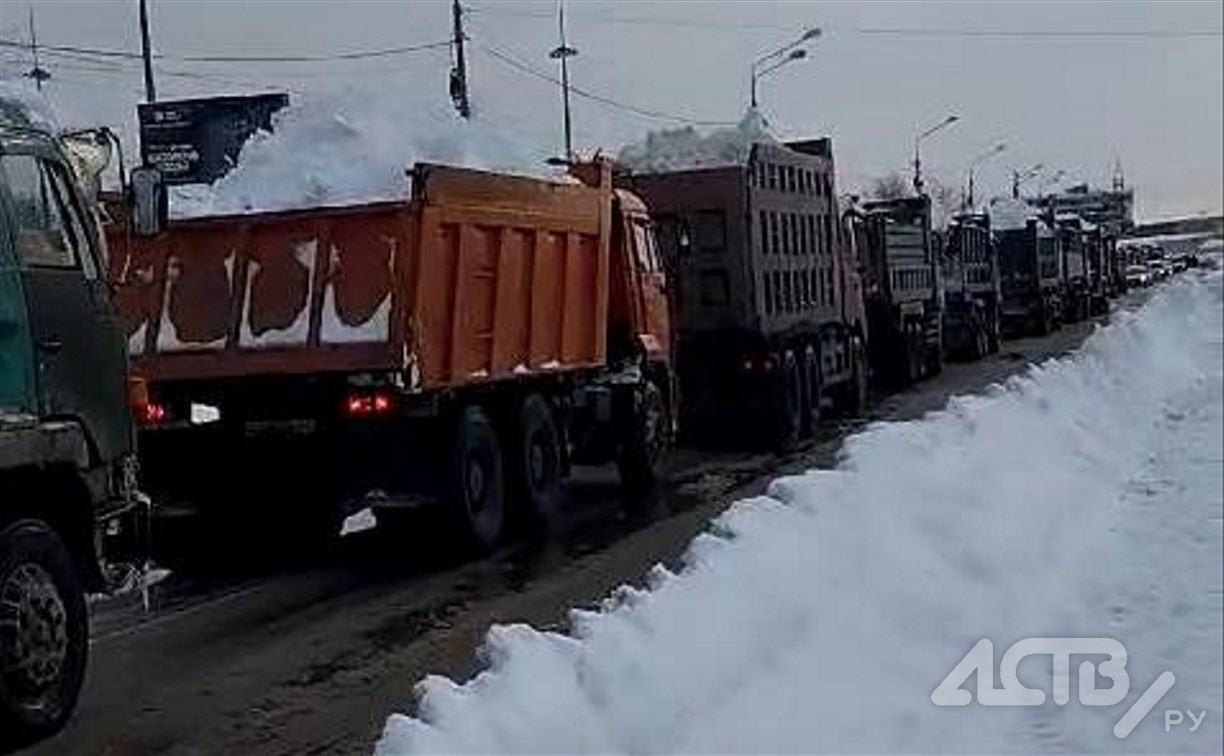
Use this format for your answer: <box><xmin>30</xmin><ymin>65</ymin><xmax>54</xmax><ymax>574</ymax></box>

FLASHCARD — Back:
<box><xmin>965</xmin><ymin>142</ymin><xmax>1007</xmax><ymax>211</ymax></box>
<box><xmin>550</xmin><ymin>1</ymin><xmax>578</xmax><ymax>161</ymax></box>
<box><xmin>138</xmin><ymin>0</ymin><xmax>157</xmax><ymax>103</ymax></box>
<box><xmin>913</xmin><ymin>114</ymin><xmax>959</xmax><ymax>195</ymax></box>
<box><xmin>1011</xmin><ymin>163</ymin><xmax>1044</xmax><ymax>199</ymax></box>
<box><xmin>750</xmin><ymin>27</ymin><xmax>821</xmax><ymax>109</ymax></box>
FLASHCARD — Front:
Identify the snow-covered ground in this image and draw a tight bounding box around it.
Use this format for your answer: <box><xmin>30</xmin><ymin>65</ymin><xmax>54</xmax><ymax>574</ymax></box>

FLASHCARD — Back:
<box><xmin>377</xmin><ymin>271</ymin><xmax>1223</xmax><ymax>755</ymax></box>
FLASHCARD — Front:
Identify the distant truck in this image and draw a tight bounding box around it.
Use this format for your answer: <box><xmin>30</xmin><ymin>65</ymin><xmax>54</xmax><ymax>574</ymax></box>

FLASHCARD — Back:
<box><xmin>629</xmin><ymin>139</ymin><xmax>868</xmax><ymax>448</ymax></box>
<box><xmin>939</xmin><ymin>212</ymin><xmax>1000</xmax><ymax>359</ymax></box>
<box><xmin>1</xmin><ymin>99</ymin><xmax>146</xmax><ymax>746</ymax></box>
<box><xmin>106</xmin><ymin>160</ymin><xmax>672</xmax><ymax>551</ymax></box>
<box><xmin>1055</xmin><ymin>213</ymin><xmax>1092</xmax><ymax>323</ymax></box>
<box><xmin>993</xmin><ymin>200</ymin><xmax>1063</xmax><ymax>336</ymax></box>
<box><xmin>845</xmin><ymin>196</ymin><xmax>942</xmax><ymax>387</ymax></box>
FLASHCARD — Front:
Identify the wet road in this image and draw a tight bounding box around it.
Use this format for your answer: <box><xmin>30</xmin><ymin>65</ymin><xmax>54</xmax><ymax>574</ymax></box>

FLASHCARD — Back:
<box><xmin>22</xmin><ymin>295</ymin><xmax>1142</xmax><ymax>756</ymax></box>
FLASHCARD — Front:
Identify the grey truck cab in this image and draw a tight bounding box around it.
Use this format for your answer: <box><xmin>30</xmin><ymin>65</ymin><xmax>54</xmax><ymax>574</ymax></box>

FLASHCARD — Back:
<box><xmin>0</xmin><ymin>97</ymin><xmax>146</xmax><ymax>748</ymax></box>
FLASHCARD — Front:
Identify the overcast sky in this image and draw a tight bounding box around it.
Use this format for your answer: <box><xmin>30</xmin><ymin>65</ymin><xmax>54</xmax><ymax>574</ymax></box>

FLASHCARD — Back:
<box><xmin>1</xmin><ymin>0</ymin><xmax>1220</xmax><ymax>221</ymax></box>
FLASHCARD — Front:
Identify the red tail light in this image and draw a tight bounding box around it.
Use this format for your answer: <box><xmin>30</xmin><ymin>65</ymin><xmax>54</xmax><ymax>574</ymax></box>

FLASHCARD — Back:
<box><xmin>140</xmin><ymin>402</ymin><xmax>167</xmax><ymax>425</ymax></box>
<box><xmin>740</xmin><ymin>358</ymin><xmax>756</xmax><ymax>373</ymax></box>
<box><xmin>345</xmin><ymin>391</ymin><xmax>394</xmax><ymax>418</ymax></box>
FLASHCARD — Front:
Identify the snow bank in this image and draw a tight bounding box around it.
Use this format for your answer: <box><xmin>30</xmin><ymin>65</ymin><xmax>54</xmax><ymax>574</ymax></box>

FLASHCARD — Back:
<box><xmin>378</xmin><ymin>271</ymin><xmax>1223</xmax><ymax>754</ymax></box>
<box><xmin>170</xmin><ymin>91</ymin><xmax>550</xmax><ymax>218</ymax></box>
<box><xmin>616</xmin><ymin>108</ymin><xmax>773</xmax><ymax>173</ymax></box>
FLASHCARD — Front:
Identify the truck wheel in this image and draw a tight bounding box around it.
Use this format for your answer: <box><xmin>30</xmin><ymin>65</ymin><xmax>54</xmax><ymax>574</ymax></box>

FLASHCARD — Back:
<box><xmin>926</xmin><ymin>335</ymin><xmax>944</xmax><ymax>376</ymax></box>
<box><xmin>904</xmin><ymin>326</ymin><xmax>922</xmax><ymax>384</ymax></box>
<box><xmin>846</xmin><ymin>339</ymin><xmax>869</xmax><ymax>414</ymax></box>
<box><xmin>449</xmin><ymin>406</ymin><xmax>506</xmax><ymax>551</ymax></box>
<box><xmin>618</xmin><ymin>380</ymin><xmax>668</xmax><ymax>494</ymax></box>
<box><xmin>774</xmin><ymin>352</ymin><xmax>802</xmax><ymax>448</ymax></box>
<box><xmin>800</xmin><ymin>347</ymin><xmax>821</xmax><ymax>437</ymax></box>
<box><xmin>0</xmin><ymin>520</ymin><xmax>88</xmax><ymax>749</ymax></box>
<box><xmin>512</xmin><ymin>394</ymin><xmax>563</xmax><ymax>533</ymax></box>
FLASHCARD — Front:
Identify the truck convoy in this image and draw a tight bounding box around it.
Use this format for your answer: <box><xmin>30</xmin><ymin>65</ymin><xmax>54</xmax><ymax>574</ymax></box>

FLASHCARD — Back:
<box><xmin>106</xmin><ymin>160</ymin><xmax>672</xmax><ymax>551</ymax></box>
<box><xmin>0</xmin><ymin>99</ymin><xmax>148</xmax><ymax>747</ymax></box>
<box><xmin>844</xmin><ymin>196</ymin><xmax>942</xmax><ymax>387</ymax></box>
<box><xmin>629</xmin><ymin>139</ymin><xmax>867</xmax><ymax>448</ymax></box>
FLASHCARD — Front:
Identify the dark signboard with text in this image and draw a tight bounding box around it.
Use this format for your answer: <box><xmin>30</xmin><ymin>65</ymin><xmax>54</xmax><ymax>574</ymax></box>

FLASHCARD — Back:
<box><xmin>138</xmin><ymin>93</ymin><xmax>289</xmax><ymax>185</ymax></box>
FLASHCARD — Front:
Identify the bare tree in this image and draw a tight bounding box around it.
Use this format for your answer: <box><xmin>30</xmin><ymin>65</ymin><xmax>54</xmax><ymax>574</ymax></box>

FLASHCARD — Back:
<box><xmin>868</xmin><ymin>172</ymin><xmax>910</xmax><ymax>200</ymax></box>
<box><xmin>925</xmin><ymin>175</ymin><xmax>961</xmax><ymax>230</ymax></box>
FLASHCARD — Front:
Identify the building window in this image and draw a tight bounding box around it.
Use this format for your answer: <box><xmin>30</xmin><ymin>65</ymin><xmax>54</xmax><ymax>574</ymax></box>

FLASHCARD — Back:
<box><xmin>699</xmin><ymin>270</ymin><xmax>731</xmax><ymax>306</ymax></box>
<box><xmin>759</xmin><ymin>211</ymin><xmax>768</xmax><ymax>255</ymax></box>
<box><xmin>768</xmin><ymin>163</ymin><xmax>777</xmax><ymax>190</ymax></box>
<box><xmin>693</xmin><ymin>209</ymin><xmax>727</xmax><ymax>254</ymax></box>
<box><xmin>770</xmin><ymin>212</ymin><xmax>780</xmax><ymax>255</ymax></box>
<box><xmin>763</xmin><ymin>271</ymin><xmax>773</xmax><ymax>315</ymax></box>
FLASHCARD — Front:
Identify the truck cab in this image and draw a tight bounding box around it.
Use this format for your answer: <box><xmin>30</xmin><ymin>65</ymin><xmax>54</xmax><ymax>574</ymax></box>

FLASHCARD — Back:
<box><xmin>0</xmin><ymin>97</ymin><xmax>139</xmax><ymax>747</ymax></box>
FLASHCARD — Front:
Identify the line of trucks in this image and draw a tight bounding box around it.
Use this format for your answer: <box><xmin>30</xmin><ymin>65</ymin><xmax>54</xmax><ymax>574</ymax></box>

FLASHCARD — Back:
<box><xmin>0</xmin><ymin>98</ymin><xmax>1137</xmax><ymax>744</ymax></box>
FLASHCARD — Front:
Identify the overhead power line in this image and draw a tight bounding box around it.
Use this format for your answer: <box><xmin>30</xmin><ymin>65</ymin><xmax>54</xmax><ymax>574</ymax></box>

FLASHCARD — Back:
<box><xmin>0</xmin><ymin>37</ymin><xmax>454</xmax><ymax>64</ymax></box>
<box><xmin>469</xmin><ymin>8</ymin><xmax>1222</xmax><ymax>39</ymax></box>
<box><xmin>847</xmin><ymin>26</ymin><xmax>1222</xmax><ymax>39</ymax></box>
<box><xmin>481</xmin><ymin>43</ymin><xmax>735</xmax><ymax>127</ymax></box>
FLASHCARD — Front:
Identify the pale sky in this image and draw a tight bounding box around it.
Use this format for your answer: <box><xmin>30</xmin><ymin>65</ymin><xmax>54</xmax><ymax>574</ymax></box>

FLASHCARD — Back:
<box><xmin>1</xmin><ymin>0</ymin><xmax>1220</xmax><ymax>221</ymax></box>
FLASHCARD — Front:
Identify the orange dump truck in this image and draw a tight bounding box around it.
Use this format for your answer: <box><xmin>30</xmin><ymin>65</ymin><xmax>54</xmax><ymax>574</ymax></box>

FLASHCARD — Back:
<box><xmin>106</xmin><ymin>160</ymin><xmax>672</xmax><ymax>551</ymax></box>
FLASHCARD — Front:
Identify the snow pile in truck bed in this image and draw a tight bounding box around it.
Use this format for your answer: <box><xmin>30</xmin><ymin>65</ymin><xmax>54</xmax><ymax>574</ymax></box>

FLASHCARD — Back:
<box><xmin>616</xmin><ymin>108</ymin><xmax>773</xmax><ymax>173</ymax></box>
<box><xmin>377</xmin><ymin>272</ymin><xmax>1223</xmax><ymax>754</ymax></box>
<box><xmin>170</xmin><ymin>91</ymin><xmax>550</xmax><ymax>218</ymax></box>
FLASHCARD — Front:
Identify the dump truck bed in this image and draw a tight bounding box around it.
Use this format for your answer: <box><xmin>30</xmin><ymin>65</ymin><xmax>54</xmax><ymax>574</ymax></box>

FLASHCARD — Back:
<box><xmin>107</xmin><ymin>163</ymin><xmax>611</xmax><ymax>391</ymax></box>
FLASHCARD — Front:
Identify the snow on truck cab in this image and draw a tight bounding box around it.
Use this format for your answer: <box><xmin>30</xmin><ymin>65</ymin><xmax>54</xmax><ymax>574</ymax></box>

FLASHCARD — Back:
<box><xmin>0</xmin><ymin>95</ymin><xmax>159</xmax><ymax>747</ymax></box>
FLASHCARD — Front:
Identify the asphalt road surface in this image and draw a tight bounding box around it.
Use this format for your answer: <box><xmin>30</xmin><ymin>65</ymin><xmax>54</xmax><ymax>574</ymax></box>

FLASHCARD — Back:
<box><xmin>22</xmin><ymin>292</ymin><xmax>1146</xmax><ymax>756</ymax></box>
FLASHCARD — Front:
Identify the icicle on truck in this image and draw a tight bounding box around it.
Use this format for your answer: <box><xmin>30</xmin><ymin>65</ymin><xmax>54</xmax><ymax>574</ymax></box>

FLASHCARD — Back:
<box><xmin>106</xmin><ymin>160</ymin><xmax>673</xmax><ymax>551</ymax></box>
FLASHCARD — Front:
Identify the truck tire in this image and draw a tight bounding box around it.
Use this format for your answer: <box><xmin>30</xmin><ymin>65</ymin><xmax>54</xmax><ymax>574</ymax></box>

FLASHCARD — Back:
<box><xmin>846</xmin><ymin>339</ymin><xmax>869</xmax><ymax>415</ymax></box>
<box><xmin>448</xmin><ymin>406</ymin><xmax>507</xmax><ymax>552</ymax></box>
<box><xmin>800</xmin><ymin>347</ymin><xmax>821</xmax><ymax>437</ymax></box>
<box><xmin>904</xmin><ymin>325</ymin><xmax>922</xmax><ymax>384</ymax></box>
<box><xmin>618</xmin><ymin>380</ymin><xmax>668</xmax><ymax>495</ymax></box>
<box><xmin>926</xmin><ymin>336</ymin><xmax>944</xmax><ymax>377</ymax></box>
<box><xmin>0</xmin><ymin>520</ymin><xmax>88</xmax><ymax>750</ymax></box>
<box><xmin>511</xmin><ymin>394</ymin><xmax>563</xmax><ymax>533</ymax></box>
<box><xmin>774</xmin><ymin>352</ymin><xmax>802</xmax><ymax>448</ymax></box>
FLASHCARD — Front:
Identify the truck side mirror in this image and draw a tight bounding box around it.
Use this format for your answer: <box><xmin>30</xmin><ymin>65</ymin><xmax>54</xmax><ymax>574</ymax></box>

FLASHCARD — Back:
<box><xmin>130</xmin><ymin>165</ymin><xmax>167</xmax><ymax>237</ymax></box>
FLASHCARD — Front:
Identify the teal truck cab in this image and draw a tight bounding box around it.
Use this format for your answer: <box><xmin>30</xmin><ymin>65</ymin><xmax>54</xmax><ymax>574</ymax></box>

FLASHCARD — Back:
<box><xmin>0</xmin><ymin>97</ymin><xmax>148</xmax><ymax>748</ymax></box>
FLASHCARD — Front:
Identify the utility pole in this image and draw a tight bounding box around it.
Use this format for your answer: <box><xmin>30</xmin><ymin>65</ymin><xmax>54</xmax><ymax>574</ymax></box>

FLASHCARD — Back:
<box><xmin>139</xmin><ymin>0</ymin><xmax>157</xmax><ymax>103</ymax></box>
<box><xmin>549</xmin><ymin>0</ymin><xmax>577</xmax><ymax>161</ymax></box>
<box><xmin>449</xmin><ymin>0</ymin><xmax>471</xmax><ymax>119</ymax></box>
<box><xmin>25</xmin><ymin>8</ymin><xmax>50</xmax><ymax>91</ymax></box>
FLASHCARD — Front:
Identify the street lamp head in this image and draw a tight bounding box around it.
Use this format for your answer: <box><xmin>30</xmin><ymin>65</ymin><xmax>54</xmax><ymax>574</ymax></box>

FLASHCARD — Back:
<box><xmin>801</xmin><ymin>27</ymin><xmax>823</xmax><ymax>41</ymax></box>
<box><xmin>993</xmin><ymin>143</ymin><xmax>1007</xmax><ymax>153</ymax></box>
<box><xmin>789</xmin><ymin>48</ymin><xmax>808</xmax><ymax>61</ymax></box>
<box><xmin>945</xmin><ymin>115</ymin><xmax>960</xmax><ymax>125</ymax></box>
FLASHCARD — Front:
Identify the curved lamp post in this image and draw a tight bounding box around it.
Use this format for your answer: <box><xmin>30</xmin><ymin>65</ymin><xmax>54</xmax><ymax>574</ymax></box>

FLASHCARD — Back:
<box><xmin>913</xmin><ymin>114</ymin><xmax>959</xmax><ymax>195</ymax></box>
<box><xmin>751</xmin><ymin>27</ymin><xmax>821</xmax><ymax>109</ymax></box>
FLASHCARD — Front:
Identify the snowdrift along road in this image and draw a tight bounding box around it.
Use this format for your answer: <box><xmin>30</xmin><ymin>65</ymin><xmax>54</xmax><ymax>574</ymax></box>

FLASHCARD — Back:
<box><xmin>378</xmin><ymin>272</ymin><xmax>1223</xmax><ymax>754</ymax></box>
